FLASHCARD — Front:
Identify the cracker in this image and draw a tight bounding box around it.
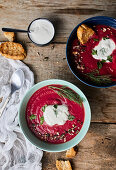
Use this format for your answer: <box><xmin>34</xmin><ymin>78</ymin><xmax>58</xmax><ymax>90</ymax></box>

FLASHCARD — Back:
<box><xmin>77</xmin><ymin>24</ymin><xmax>95</xmax><ymax>44</ymax></box>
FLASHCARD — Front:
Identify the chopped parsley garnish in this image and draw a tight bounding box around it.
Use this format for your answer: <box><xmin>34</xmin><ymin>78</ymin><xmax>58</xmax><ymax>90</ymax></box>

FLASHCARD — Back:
<box><xmin>40</xmin><ymin>116</ymin><xmax>44</xmax><ymax>125</ymax></box>
<box><xmin>100</xmin><ymin>47</ymin><xmax>106</xmax><ymax>55</ymax></box>
<box><xmin>53</xmin><ymin>104</ymin><xmax>58</xmax><ymax>116</ymax></box>
<box><xmin>97</xmin><ymin>61</ymin><xmax>103</xmax><ymax>69</ymax></box>
<box><xmin>103</xmin><ymin>37</ymin><xmax>109</xmax><ymax>40</ymax></box>
<box><xmin>54</xmin><ymin>110</ymin><xmax>58</xmax><ymax>117</ymax></box>
<box><xmin>92</xmin><ymin>49</ymin><xmax>97</xmax><ymax>55</ymax></box>
<box><xmin>101</xmin><ymin>59</ymin><xmax>106</xmax><ymax>63</ymax></box>
<box><xmin>31</xmin><ymin>123</ymin><xmax>36</xmax><ymax>127</ymax></box>
<box><xmin>97</xmin><ymin>59</ymin><xmax>107</xmax><ymax>70</ymax></box>
<box><xmin>93</xmin><ymin>38</ymin><xmax>99</xmax><ymax>41</ymax></box>
<box><xmin>53</xmin><ymin>104</ymin><xmax>58</xmax><ymax>109</ymax></box>
<box><xmin>29</xmin><ymin>114</ymin><xmax>36</xmax><ymax>120</ymax></box>
<box><xmin>76</xmin><ymin>130</ymin><xmax>79</xmax><ymax>134</ymax></box>
<box><xmin>68</xmin><ymin>114</ymin><xmax>75</xmax><ymax>121</ymax></box>
<box><xmin>107</xmin><ymin>55</ymin><xmax>112</xmax><ymax>62</ymax></box>
<box><xmin>68</xmin><ymin>129</ymin><xmax>72</xmax><ymax>133</ymax></box>
<box><xmin>42</xmin><ymin>105</ymin><xmax>47</xmax><ymax>112</ymax></box>
<box><xmin>60</xmin><ymin>133</ymin><xmax>65</xmax><ymax>138</ymax></box>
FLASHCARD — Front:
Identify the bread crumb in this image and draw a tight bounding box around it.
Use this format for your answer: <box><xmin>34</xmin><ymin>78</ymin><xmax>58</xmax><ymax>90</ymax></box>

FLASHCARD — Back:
<box><xmin>3</xmin><ymin>32</ymin><xmax>15</xmax><ymax>42</ymax></box>
<box><xmin>66</xmin><ymin>147</ymin><xmax>76</xmax><ymax>158</ymax></box>
<box><xmin>56</xmin><ymin>160</ymin><xmax>72</xmax><ymax>170</ymax></box>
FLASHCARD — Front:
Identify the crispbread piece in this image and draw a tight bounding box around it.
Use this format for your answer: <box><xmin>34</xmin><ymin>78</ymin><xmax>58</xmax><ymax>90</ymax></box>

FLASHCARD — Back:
<box><xmin>77</xmin><ymin>24</ymin><xmax>95</xmax><ymax>44</ymax></box>
<box><xmin>0</xmin><ymin>42</ymin><xmax>26</xmax><ymax>60</ymax></box>
<box><xmin>3</xmin><ymin>32</ymin><xmax>15</xmax><ymax>42</ymax></box>
<box><xmin>66</xmin><ymin>147</ymin><xmax>76</xmax><ymax>158</ymax></box>
<box><xmin>56</xmin><ymin>160</ymin><xmax>72</xmax><ymax>170</ymax></box>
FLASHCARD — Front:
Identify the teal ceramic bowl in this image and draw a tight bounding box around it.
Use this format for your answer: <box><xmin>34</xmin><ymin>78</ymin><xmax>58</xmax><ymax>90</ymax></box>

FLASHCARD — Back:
<box><xmin>19</xmin><ymin>79</ymin><xmax>91</xmax><ymax>152</ymax></box>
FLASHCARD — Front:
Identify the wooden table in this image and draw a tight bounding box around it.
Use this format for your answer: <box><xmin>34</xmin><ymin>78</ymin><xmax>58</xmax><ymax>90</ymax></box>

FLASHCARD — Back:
<box><xmin>0</xmin><ymin>0</ymin><xmax>116</xmax><ymax>169</ymax></box>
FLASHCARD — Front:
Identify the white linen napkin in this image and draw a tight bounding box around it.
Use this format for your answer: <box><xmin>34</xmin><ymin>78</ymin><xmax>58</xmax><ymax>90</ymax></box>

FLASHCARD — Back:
<box><xmin>0</xmin><ymin>57</ymin><xmax>43</xmax><ymax>170</ymax></box>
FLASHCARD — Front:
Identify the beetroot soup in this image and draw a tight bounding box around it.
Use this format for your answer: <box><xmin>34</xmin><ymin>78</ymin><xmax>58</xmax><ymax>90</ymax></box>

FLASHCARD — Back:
<box><xmin>26</xmin><ymin>85</ymin><xmax>85</xmax><ymax>144</ymax></box>
<box><xmin>71</xmin><ymin>25</ymin><xmax>116</xmax><ymax>84</ymax></box>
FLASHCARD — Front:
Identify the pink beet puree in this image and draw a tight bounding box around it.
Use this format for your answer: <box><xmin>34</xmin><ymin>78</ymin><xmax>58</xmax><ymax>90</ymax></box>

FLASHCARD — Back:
<box><xmin>26</xmin><ymin>85</ymin><xmax>85</xmax><ymax>144</ymax></box>
<box><xmin>71</xmin><ymin>25</ymin><xmax>116</xmax><ymax>83</ymax></box>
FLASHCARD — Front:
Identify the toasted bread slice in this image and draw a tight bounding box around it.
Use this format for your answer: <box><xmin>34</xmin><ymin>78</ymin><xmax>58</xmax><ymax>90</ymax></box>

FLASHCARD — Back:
<box><xmin>3</xmin><ymin>32</ymin><xmax>15</xmax><ymax>42</ymax></box>
<box><xmin>0</xmin><ymin>42</ymin><xmax>26</xmax><ymax>60</ymax></box>
<box><xmin>56</xmin><ymin>160</ymin><xmax>72</xmax><ymax>170</ymax></box>
<box><xmin>77</xmin><ymin>24</ymin><xmax>95</xmax><ymax>44</ymax></box>
<box><xmin>66</xmin><ymin>147</ymin><xmax>76</xmax><ymax>158</ymax></box>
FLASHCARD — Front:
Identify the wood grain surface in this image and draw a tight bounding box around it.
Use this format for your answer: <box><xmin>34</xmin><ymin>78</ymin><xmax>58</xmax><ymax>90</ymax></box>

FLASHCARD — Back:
<box><xmin>42</xmin><ymin>123</ymin><xmax>116</xmax><ymax>170</ymax></box>
<box><xmin>0</xmin><ymin>0</ymin><xmax>116</xmax><ymax>43</ymax></box>
<box><xmin>0</xmin><ymin>0</ymin><xmax>116</xmax><ymax>169</ymax></box>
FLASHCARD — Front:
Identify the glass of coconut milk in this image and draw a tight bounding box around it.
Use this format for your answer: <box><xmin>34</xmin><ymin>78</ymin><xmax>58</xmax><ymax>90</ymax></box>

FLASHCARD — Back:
<box><xmin>28</xmin><ymin>18</ymin><xmax>55</xmax><ymax>46</ymax></box>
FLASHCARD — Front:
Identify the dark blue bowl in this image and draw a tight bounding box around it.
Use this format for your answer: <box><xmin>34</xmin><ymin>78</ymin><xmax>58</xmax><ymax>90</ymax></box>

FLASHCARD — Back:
<box><xmin>66</xmin><ymin>16</ymin><xmax>116</xmax><ymax>88</ymax></box>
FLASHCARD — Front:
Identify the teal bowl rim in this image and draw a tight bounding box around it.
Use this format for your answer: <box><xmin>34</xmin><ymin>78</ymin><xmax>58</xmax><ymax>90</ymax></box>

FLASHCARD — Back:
<box><xmin>19</xmin><ymin>79</ymin><xmax>91</xmax><ymax>152</ymax></box>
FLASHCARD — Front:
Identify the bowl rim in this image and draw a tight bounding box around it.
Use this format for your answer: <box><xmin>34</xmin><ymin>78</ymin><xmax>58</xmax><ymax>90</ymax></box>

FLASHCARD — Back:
<box><xmin>66</xmin><ymin>16</ymin><xmax>116</xmax><ymax>88</ymax></box>
<box><xmin>19</xmin><ymin>79</ymin><xmax>91</xmax><ymax>152</ymax></box>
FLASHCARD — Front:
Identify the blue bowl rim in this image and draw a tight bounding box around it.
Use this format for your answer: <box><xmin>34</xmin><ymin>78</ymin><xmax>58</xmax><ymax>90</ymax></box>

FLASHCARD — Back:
<box><xmin>19</xmin><ymin>79</ymin><xmax>91</xmax><ymax>152</ymax></box>
<box><xmin>66</xmin><ymin>16</ymin><xmax>116</xmax><ymax>88</ymax></box>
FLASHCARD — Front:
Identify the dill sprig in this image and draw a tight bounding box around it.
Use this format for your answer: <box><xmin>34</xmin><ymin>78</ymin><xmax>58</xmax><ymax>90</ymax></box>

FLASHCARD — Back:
<box><xmin>49</xmin><ymin>85</ymin><xmax>83</xmax><ymax>106</ymax></box>
<box><xmin>85</xmin><ymin>70</ymin><xmax>112</xmax><ymax>84</ymax></box>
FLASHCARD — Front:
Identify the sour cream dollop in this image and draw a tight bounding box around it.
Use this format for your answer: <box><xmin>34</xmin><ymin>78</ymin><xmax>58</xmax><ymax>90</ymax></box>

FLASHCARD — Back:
<box><xmin>43</xmin><ymin>105</ymin><xmax>69</xmax><ymax>126</ymax></box>
<box><xmin>92</xmin><ymin>39</ymin><xmax>115</xmax><ymax>62</ymax></box>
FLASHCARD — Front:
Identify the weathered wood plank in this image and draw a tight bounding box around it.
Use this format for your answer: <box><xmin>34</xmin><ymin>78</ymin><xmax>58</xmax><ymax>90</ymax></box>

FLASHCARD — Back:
<box><xmin>0</xmin><ymin>0</ymin><xmax>116</xmax><ymax>42</ymax></box>
<box><xmin>0</xmin><ymin>1</ymin><xmax>116</xmax><ymax>170</ymax></box>
<box><xmin>42</xmin><ymin>123</ymin><xmax>116</xmax><ymax>170</ymax></box>
<box><xmin>21</xmin><ymin>42</ymin><xmax>116</xmax><ymax>123</ymax></box>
